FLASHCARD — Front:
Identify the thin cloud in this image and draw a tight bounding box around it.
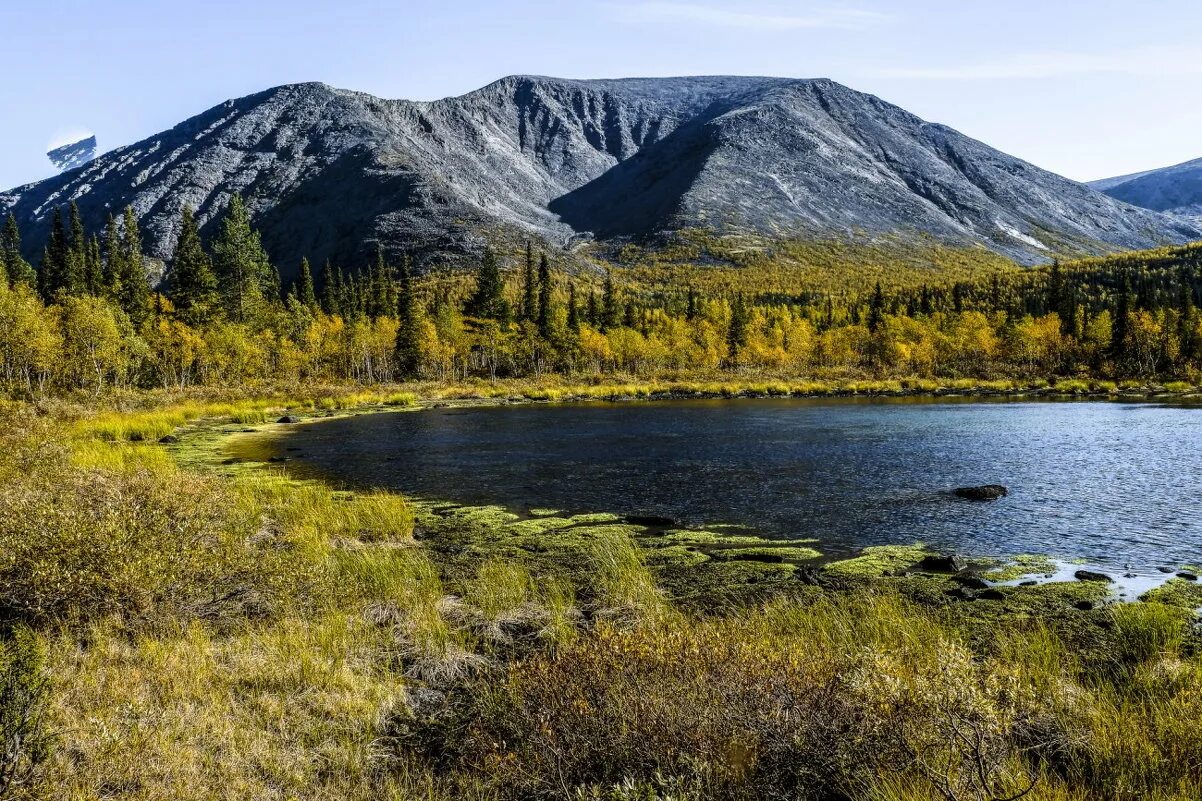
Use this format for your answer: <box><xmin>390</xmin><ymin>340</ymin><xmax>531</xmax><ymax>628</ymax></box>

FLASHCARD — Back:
<box><xmin>878</xmin><ymin>47</ymin><xmax>1202</xmax><ymax>80</ymax></box>
<box><xmin>608</xmin><ymin>2</ymin><xmax>891</xmax><ymax>30</ymax></box>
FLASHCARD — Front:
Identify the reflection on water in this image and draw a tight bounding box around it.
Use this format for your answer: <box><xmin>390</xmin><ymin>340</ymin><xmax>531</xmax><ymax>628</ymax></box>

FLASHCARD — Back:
<box><xmin>243</xmin><ymin>397</ymin><xmax>1202</xmax><ymax>572</ymax></box>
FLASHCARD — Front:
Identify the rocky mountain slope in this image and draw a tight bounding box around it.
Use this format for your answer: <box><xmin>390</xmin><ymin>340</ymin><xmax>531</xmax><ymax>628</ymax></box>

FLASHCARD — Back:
<box><xmin>3</xmin><ymin>75</ymin><xmax>1198</xmax><ymax>280</ymax></box>
<box><xmin>47</xmin><ymin>135</ymin><xmax>97</xmax><ymax>173</ymax></box>
<box><xmin>1091</xmin><ymin>157</ymin><xmax>1202</xmax><ymax>224</ymax></box>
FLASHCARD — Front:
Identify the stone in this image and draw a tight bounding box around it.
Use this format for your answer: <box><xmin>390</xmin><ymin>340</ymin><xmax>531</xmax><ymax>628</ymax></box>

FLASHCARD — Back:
<box><xmin>953</xmin><ymin>485</ymin><xmax>1008</xmax><ymax>501</ymax></box>
<box><xmin>1177</xmin><ymin>571</ymin><xmax>1199</xmax><ymax>581</ymax></box>
<box><xmin>918</xmin><ymin>554</ymin><xmax>965</xmax><ymax>573</ymax></box>
<box><xmin>277</xmin><ymin>415</ymin><xmax>298</xmax><ymax>424</ymax></box>
<box><xmin>624</xmin><ymin>515</ymin><xmax>676</xmax><ymax>528</ymax></box>
<box><xmin>1074</xmin><ymin>569</ymin><xmax>1113</xmax><ymax>583</ymax></box>
<box><xmin>158</xmin><ymin>434</ymin><xmax>179</xmax><ymax>444</ymax></box>
<box><xmin>950</xmin><ymin>573</ymin><xmax>991</xmax><ymax>590</ymax></box>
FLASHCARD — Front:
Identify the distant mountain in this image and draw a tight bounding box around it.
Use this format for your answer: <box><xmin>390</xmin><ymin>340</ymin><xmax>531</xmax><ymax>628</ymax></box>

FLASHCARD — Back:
<box><xmin>2</xmin><ymin>76</ymin><xmax>1197</xmax><ymax>282</ymax></box>
<box><xmin>1090</xmin><ymin>157</ymin><xmax>1202</xmax><ymax>224</ymax></box>
<box><xmin>46</xmin><ymin>135</ymin><xmax>97</xmax><ymax>173</ymax></box>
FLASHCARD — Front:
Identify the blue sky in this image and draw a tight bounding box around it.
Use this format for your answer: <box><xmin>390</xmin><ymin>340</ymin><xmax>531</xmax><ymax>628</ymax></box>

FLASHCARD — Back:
<box><xmin>2</xmin><ymin>0</ymin><xmax>1200</xmax><ymax>188</ymax></box>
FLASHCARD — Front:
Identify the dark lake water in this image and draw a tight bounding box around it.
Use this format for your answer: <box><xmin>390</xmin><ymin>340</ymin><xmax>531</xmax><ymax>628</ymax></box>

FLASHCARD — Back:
<box><xmin>252</xmin><ymin>397</ymin><xmax>1202</xmax><ymax>571</ymax></box>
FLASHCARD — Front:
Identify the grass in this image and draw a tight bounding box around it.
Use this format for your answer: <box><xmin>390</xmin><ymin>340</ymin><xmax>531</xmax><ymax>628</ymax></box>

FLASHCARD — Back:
<box><xmin>1</xmin><ymin>397</ymin><xmax>1200</xmax><ymax>800</ymax></box>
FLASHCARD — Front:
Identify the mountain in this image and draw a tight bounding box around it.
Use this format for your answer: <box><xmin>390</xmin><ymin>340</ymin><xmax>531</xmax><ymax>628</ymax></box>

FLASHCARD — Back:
<box><xmin>1090</xmin><ymin>157</ymin><xmax>1202</xmax><ymax>224</ymax></box>
<box><xmin>46</xmin><ymin>135</ymin><xmax>98</xmax><ymax>173</ymax></box>
<box><xmin>2</xmin><ymin>75</ymin><xmax>1197</xmax><ymax>281</ymax></box>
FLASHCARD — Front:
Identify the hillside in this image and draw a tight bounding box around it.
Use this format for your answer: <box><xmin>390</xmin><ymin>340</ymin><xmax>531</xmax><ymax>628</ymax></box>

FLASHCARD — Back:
<box><xmin>1091</xmin><ymin>156</ymin><xmax>1202</xmax><ymax>224</ymax></box>
<box><xmin>2</xmin><ymin>75</ymin><xmax>1198</xmax><ymax>282</ymax></box>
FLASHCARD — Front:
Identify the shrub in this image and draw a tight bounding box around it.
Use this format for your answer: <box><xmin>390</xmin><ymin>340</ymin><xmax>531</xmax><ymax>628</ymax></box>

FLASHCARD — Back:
<box><xmin>0</xmin><ymin>626</ymin><xmax>52</xmax><ymax>799</ymax></box>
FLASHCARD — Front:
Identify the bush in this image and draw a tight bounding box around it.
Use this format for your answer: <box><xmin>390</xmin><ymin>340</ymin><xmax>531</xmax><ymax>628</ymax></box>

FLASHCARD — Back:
<box><xmin>0</xmin><ymin>626</ymin><xmax>51</xmax><ymax>799</ymax></box>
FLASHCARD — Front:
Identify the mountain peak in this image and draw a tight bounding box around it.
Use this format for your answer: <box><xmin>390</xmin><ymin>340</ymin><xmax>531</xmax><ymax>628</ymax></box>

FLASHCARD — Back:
<box><xmin>3</xmin><ymin>75</ymin><xmax>1197</xmax><ymax>279</ymax></box>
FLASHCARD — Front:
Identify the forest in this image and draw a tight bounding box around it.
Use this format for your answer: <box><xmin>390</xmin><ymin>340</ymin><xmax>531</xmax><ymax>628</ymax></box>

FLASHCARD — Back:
<box><xmin>4</xmin><ymin>200</ymin><xmax>1202</xmax><ymax>396</ymax></box>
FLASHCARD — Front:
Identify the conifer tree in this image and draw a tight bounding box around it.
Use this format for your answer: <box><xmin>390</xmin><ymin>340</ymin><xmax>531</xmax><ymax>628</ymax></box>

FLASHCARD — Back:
<box><xmin>117</xmin><ymin>206</ymin><xmax>150</xmax><ymax>325</ymax></box>
<box><xmin>102</xmin><ymin>213</ymin><xmax>123</xmax><ymax>299</ymax></box>
<box><xmin>867</xmin><ymin>281</ymin><xmax>885</xmax><ymax>333</ymax></box>
<box><xmin>395</xmin><ymin>256</ymin><xmax>422</xmax><ymax>376</ymax></box>
<box><xmin>169</xmin><ymin>206</ymin><xmax>219</xmax><ymax>325</ymax></box>
<box><xmin>65</xmin><ymin>201</ymin><xmax>87</xmax><ymax>294</ymax></box>
<box><xmin>84</xmin><ymin>235</ymin><xmax>104</xmax><ymax>295</ymax></box>
<box><xmin>600</xmin><ymin>271</ymin><xmax>619</xmax><ymax>331</ymax></box>
<box><xmin>211</xmin><ymin>195</ymin><xmax>272</xmax><ymax>322</ymax></box>
<box><xmin>295</xmin><ymin>258</ymin><xmax>318</xmax><ymax>310</ymax></box>
<box><xmin>38</xmin><ymin>208</ymin><xmax>72</xmax><ymax>301</ymax></box>
<box><xmin>1111</xmin><ymin>274</ymin><xmax>1132</xmax><ymax>364</ymax></box>
<box><xmin>319</xmin><ymin>260</ymin><xmax>341</xmax><ymax>316</ymax></box>
<box><xmin>522</xmin><ymin>240</ymin><xmax>536</xmax><ymax>322</ymax></box>
<box><xmin>465</xmin><ymin>247</ymin><xmax>509</xmax><ymax>321</ymax></box>
<box><xmin>566</xmin><ymin>282</ymin><xmax>580</xmax><ymax>332</ymax></box>
<box><xmin>727</xmin><ymin>293</ymin><xmax>749</xmax><ymax>365</ymax></box>
<box><xmin>537</xmin><ymin>253</ymin><xmax>553</xmax><ymax>339</ymax></box>
<box><xmin>686</xmin><ymin>286</ymin><xmax>698</xmax><ymax>321</ymax></box>
<box><xmin>2</xmin><ymin>213</ymin><xmax>35</xmax><ymax>287</ymax></box>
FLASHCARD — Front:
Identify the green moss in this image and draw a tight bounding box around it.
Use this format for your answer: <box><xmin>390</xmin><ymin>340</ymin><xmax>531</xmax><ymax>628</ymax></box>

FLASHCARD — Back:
<box><xmin>823</xmin><ymin>545</ymin><xmax>930</xmax><ymax>578</ymax></box>
<box><xmin>1140</xmin><ymin>579</ymin><xmax>1202</xmax><ymax>609</ymax></box>
<box><xmin>528</xmin><ymin>507</ymin><xmax>563</xmax><ymax>517</ymax></box>
<box><xmin>709</xmin><ymin>546</ymin><xmax>822</xmax><ymax>563</ymax></box>
<box><xmin>642</xmin><ymin>545</ymin><xmax>711</xmax><ymax>568</ymax></box>
<box><xmin>982</xmin><ymin>554</ymin><xmax>1058</xmax><ymax>582</ymax></box>
<box><xmin>566</xmin><ymin>512</ymin><xmax>625</xmax><ymax>525</ymax></box>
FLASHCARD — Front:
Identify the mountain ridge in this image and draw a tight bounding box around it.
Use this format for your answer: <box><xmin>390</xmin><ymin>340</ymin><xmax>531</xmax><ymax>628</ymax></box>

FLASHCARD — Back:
<box><xmin>2</xmin><ymin>75</ymin><xmax>1198</xmax><ymax>281</ymax></box>
<box><xmin>1090</xmin><ymin>156</ymin><xmax>1202</xmax><ymax>224</ymax></box>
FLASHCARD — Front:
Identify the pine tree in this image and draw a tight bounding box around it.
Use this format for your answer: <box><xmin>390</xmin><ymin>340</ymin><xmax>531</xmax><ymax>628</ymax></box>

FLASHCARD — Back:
<box><xmin>566</xmin><ymin>282</ymin><xmax>580</xmax><ymax>331</ymax></box>
<box><xmin>465</xmin><ymin>247</ymin><xmax>509</xmax><ymax>321</ymax></box>
<box><xmin>102</xmin><ymin>213</ymin><xmax>123</xmax><ymax>299</ymax></box>
<box><xmin>1176</xmin><ymin>266</ymin><xmax>1197</xmax><ymax>363</ymax></box>
<box><xmin>2</xmin><ymin>213</ymin><xmax>35</xmax><ymax>287</ymax></box>
<box><xmin>686</xmin><ymin>286</ymin><xmax>698</xmax><ymax>321</ymax></box>
<box><xmin>117</xmin><ymin>206</ymin><xmax>150</xmax><ymax>325</ymax></box>
<box><xmin>726</xmin><ymin>293</ymin><xmax>749</xmax><ymax>365</ymax></box>
<box><xmin>600</xmin><ymin>271</ymin><xmax>619</xmax><ymax>331</ymax></box>
<box><xmin>38</xmin><ymin>208</ymin><xmax>69</xmax><ymax>301</ymax></box>
<box><xmin>319</xmin><ymin>260</ymin><xmax>341</xmax><ymax>316</ymax></box>
<box><xmin>537</xmin><ymin>253</ymin><xmax>553</xmax><ymax>339</ymax></box>
<box><xmin>211</xmin><ymin>195</ymin><xmax>272</xmax><ymax>322</ymax></box>
<box><xmin>395</xmin><ymin>256</ymin><xmax>422</xmax><ymax>376</ymax></box>
<box><xmin>295</xmin><ymin>258</ymin><xmax>318</xmax><ymax>310</ymax></box>
<box><xmin>1111</xmin><ymin>274</ymin><xmax>1132</xmax><ymax>364</ymax></box>
<box><xmin>522</xmin><ymin>240</ymin><xmax>536</xmax><ymax>322</ymax></box>
<box><xmin>867</xmin><ymin>281</ymin><xmax>885</xmax><ymax>333</ymax></box>
<box><xmin>169</xmin><ymin>206</ymin><xmax>219</xmax><ymax>325</ymax></box>
<box><xmin>84</xmin><ymin>235</ymin><xmax>104</xmax><ymax>295</ymax></box>
<box><xmin>65</xmin><ymin>201</ymin><xmax>87</xmax><ymax>294</ymax></box>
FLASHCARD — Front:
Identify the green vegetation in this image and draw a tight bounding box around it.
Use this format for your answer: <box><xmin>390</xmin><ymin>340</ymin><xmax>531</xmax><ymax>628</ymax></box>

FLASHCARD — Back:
<box><xmin>0</xmin><ymin>397</ymin><xmax>1193</xmax><ymax>799</ymax></box>
<box><xmin>6</xmin><ymin>206</ymin><xmax>1202</xmax><ymax>397</ymax></box>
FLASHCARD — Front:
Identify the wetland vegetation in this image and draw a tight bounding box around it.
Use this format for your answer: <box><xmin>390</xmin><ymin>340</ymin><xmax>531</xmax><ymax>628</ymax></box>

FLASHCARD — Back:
<box><xmin>0</xmin><ymin>390</ymin><xmax>1199</xmax><ymax>800</ymax></box>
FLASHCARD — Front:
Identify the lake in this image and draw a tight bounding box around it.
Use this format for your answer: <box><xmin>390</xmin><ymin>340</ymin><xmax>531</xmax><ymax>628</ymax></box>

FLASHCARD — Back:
<box><xmin>246</xmin><ymin>397</ymin><xmax>1202</xmax><ymax>572</ymax></box>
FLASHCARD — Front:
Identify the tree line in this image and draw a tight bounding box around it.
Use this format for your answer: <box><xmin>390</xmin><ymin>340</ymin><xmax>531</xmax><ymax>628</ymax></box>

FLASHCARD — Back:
<box><xmin>3</xmin><ymin>201</ymin><xmax>1202</xmax><ymax>395</ymax></box>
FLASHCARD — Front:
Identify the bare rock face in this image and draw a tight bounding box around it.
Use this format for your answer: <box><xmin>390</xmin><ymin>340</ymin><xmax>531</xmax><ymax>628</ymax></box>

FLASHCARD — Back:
<box><xmin>47</xmin><ymin>135</ymin><xmax>97</xmax><ymax>173</ymax></box>
<box><xmin>4</xmin><ymin>76</ymin><xmax>1198</xmax><ymax>285</ymax></box>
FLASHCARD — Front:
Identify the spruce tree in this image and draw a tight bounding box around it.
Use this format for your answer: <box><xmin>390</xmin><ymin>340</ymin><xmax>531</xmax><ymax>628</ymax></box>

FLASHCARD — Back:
<box><xmin>102</xmin><ymin>213</ymin><xmax>123</xmax><ymax>299</ymax></box>
<box><xmin>169</xmin><ymin>206</ymin><xmax>219</xmax><ymax>325</ymax></box>
<box><xmin>117</xmin><ymin>206</ymin><xmax>150</xmax><ymax>325</ymax></box>
<box><xmin>65</xmin><ymin>201</ymin><xmax>87</xmax><ymax>294</ymax></box>
<box><xmin>319</xmin><ymin>260</ymin><xmax>341</xmax><ymax>316</ymax></box>
<box><xmin>465</xmin><ymin>247</ymin><xmax>509</xmax><ymax>321</ymax></box>
<box><xmin>686</xmin><ymin>286</ymin><xmax>698</xmax><ymax>321</ymax></box>
<box><xmin>2</xmin><ymin>213</ymin><xmax>35</xmax><ymax>287</ymax></box>
<box><xmin>586</xmin><ymin>289</ymin><xmax>599</xmax><ymax>327</ymax></box>
<box><xmin>867</xmin><ymin>281</ymin><xmax>885</xmax><ymax>333</ymax></box>
<box><xmin>38</xmin><ymin>208</ymin><xmax>69</xmax><ymax>301</ymax></box>
<box><xmin>566</xmin><ymin>282</ymin><xmax>580</xmax><ymax>331</ymax></box>
<box><xmin>211</xmin><ymin>195</ymin><xmax>272</xmax><ymax>322</ymax></box>
<box><xmin>85</xmin><ymin>235</ymin><xmax>104</xmax><ymax>295</ymax></box>
<box><xmin>726</xmin><ymin>293</ymin><xmax>749</xmax><ymax>365</ymax></box>
<box><xmin>295</xmin><ymin>258</ymin><xmax>318</xmax><ymax>310</ymax></box>
<box><xmin>537</xmin><ymin>253</ymin><xmax>553</xmax><ymax>339</ymax></box>
<box><xmin>600</xmin><ymin>271</ymin><xmax>619</xmax><ymax>331</ymax></box>
<box><xmin>522</xmin><ymin>240</ymin><xmax>536</xmax><ymax>322</ymax></box>
<box><xmin>395</xmin><ymin>256</ymin><xmax>422</xmax><ymax>376</ymax></box>
<box><xmin>1111</xmin><ymin>275</ymin><xmax>1132</xmax><ymax>364</ymax></box>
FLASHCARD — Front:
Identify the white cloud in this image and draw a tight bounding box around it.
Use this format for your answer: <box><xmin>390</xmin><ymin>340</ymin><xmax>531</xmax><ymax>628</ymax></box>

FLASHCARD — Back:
<box><xmin>608</xmin><ymin>2</ymin><xmax>890</xmax><ymax>31</ymax></box>
<box><xmin>877</xmin><ymin>47</ymin><xmax>1202</xmax><ymax>80</ymax></box>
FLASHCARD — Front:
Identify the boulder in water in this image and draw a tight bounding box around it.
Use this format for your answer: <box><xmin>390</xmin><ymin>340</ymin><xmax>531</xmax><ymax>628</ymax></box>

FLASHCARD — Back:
<box><xmin>954</xmin><ymin>485</ymin><xmax>1008</xmax><ymax>501</ymax></box>
<box><xmin>277</xmin><ymin>415</ymin><xmax>298</xmax><ymax>424</ymax></box>
<box><xmin>918</xmin><ymin>554</ymin><xmax>965</xmax><ymax>573</ymax></box>
<box><xmin>1074</xmin><ymin>569</ymin><xmax>1113</xmax><ymax>583</ymax></box>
